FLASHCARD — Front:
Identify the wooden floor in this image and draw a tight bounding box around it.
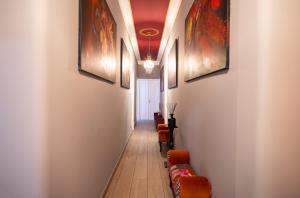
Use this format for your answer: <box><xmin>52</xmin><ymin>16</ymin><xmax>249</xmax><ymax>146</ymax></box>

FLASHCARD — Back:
<box><xmin>104</xmin><ymin>121</ymin><xmax>173</xmax><ymax>198</ymax></box>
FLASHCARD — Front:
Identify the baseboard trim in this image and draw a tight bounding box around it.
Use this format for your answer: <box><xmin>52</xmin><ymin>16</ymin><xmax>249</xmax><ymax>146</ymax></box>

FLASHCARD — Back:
<box><xmin>101</xmin><ymin>130</ymin><xmax>133</xmax><ymax>197</ymax></box>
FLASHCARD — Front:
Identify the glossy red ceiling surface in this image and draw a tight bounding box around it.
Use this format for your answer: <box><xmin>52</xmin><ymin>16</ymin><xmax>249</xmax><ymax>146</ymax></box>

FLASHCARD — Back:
<box><xmin>130</xmin><ymin>0</ymin><xmax>170</xmax><ymax>60</ymax></box>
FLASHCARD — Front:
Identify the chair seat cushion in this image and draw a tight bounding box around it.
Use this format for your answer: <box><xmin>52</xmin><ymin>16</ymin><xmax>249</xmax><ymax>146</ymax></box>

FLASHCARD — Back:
<box><xmin>169</xmin><ymin>164</ymin><xmax>196</xmax><ymax>192</ymax></box>
<box><xmin>159</xmin><ymin>130</ymin><xmax>170</xmax><ymax>142</ymax></box>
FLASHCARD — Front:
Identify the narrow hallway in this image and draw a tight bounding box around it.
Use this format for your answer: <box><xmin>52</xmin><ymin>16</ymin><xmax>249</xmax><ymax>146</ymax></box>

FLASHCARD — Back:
<box><xmin>1</xmin><ymin>0</ymin><xmax>300</xmax><ymax>197</ymax></box>
<box><xmin>104</xmin><ymin>121</ymin><xmax>173</xmax><ymax>198</ymax></box>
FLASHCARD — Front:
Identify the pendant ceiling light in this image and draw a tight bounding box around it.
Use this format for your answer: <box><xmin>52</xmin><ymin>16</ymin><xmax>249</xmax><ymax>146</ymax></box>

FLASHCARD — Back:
<box><xmin>143</xmin><ymin>38</ymin><xmax>155</xmax><ymax>74</ymax></box>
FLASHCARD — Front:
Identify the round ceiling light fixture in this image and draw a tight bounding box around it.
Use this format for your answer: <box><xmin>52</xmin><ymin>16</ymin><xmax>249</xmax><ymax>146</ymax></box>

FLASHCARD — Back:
<box><xmin>139</xmin><ymin>28</ymin><xmax>160</xmax><ymax>37</ymax></box>
<box><xmin>143</xmin><ymin>36</ymin><xmax>155</xmax><ymax>74</ymax></box>
<box><xmin>144</xmin><ymin>56</ymin><xmax>155</xmax><ymax>74</ymax></box>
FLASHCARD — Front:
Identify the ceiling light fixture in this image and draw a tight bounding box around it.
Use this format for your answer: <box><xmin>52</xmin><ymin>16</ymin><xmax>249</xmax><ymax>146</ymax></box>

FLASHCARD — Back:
<box><xmin>143</xmin><ymin>37</ymin><xmax>155</xmax><ymax>74</ymax></box>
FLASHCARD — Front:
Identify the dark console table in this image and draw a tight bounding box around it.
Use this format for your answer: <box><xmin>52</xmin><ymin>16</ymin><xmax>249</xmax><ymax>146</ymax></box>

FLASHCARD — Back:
<box><xmin>168</xmin><ymin>115</ymin><xmax>177</xmax><ymax>149</ymax></box>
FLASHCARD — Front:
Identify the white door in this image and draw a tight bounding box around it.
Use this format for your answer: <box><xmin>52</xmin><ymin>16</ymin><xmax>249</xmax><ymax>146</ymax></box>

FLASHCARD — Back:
<box><xmin>137</xmin><ymin>79</ymin><xmax>160</xmax><ymax>120</ymax></box>
<box><xmin>138</xmin><ymin>79</ymin><xmax>149</xmax><ymax>120</ymax></box>
<box><xmin>148</xmin><ymin>80</ymin><xmax>160</xmax><ymax>119</ymax></box>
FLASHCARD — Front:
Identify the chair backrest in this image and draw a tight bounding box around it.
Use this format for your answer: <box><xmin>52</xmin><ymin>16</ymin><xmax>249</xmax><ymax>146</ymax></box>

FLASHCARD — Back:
<box><xmin>167</xmin><ymin>150</ymin><xmax>190</xmax><ymax>167</ymax></box>
<box><xmin>156</xmin><ymin>117</ymin><xmax>165</xmax><ymax>126</ymax></box>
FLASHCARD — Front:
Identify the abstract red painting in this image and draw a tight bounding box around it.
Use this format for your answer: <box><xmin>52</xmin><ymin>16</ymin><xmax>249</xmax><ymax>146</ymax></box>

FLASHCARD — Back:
<box><xmin>185</xmin><ymin>0</ymin><xmax>229</xmax><ymax>81</ymax></box>
<box><xmin>79</xmin><ymin>0</ymin><xmax>117</xmax><ymax>82</ymax></box>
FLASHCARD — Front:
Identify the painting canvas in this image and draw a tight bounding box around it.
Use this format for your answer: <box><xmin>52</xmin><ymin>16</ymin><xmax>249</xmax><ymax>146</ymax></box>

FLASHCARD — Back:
<box><xmin>160</xmin><ymin>65</ymin><xmax>164</xmax><ymax>92</ymax></box>
<box><xmin>121</xmin><ymin>39</ymin><xmax>131</xmax><ymax>89</ymax></box>
<box><xmin>168</xmin><ymin>39</ymin><xmax>178</xmax><ymax>89</ymax></box>
<box><xmin>185</xmin><ymin>0</ymin><xmax>229</xmax><ymax>81</ymax></box>
<box><xmin>79</xmin><ymin>0</ymin><xmax>117</xmax><ymax>83</ymax></box>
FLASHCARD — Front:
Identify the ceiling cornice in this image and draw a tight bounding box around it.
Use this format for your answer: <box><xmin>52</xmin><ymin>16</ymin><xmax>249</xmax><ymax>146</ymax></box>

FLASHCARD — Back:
<box><xmin>156</xmin><ymin>0</ymin><xmax>182</xmax><ymax>62</ymax></box>
<box><xmin>118</xmin><ymin>0</ymin><xmax>141</xmax><ymax>60</ymax></box>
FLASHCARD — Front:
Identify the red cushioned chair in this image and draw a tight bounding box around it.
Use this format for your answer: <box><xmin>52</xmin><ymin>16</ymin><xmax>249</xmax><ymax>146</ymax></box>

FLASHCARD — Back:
<box><xmin>157</xmin><ymin>123</ymin><xmax>168</xmax><ymax>132</ymax></box>
<box><xmin>154</xmin><ymin>112</ymin><xmax>163</xmax><ymax>127</ymax></box>
<box><xmin>156</xmin><ymin>117</ymin><xmax>165</xmax><ymax>130</ymax></box>
<box><xmin>158</xmin><ymin>129</ymin><xmax>170</xmax><ymax>152</ymax></box>
<box><xmin>154</xmin><ymin>112</ymin><xmax>159</xmax><ymax>126</ymax></box>
<box><xmin>167</xmin><ymin>150</ymin><xmax>212</xmax><ymax>198</ymax></box>
<box><xmin>154</xmin><ymin>112</ymin><xmax>159</xmax><ymax>120</ymax></box>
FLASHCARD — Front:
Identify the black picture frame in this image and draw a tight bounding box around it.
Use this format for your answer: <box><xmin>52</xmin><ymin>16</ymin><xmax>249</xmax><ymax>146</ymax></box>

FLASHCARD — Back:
<box><xmin>120</xmin><ymin>39</ymin><xmax>131</xmax><ymax>89</ymax></box>
<box><xmin>168</xmin><ymin>39</ymin><xmax>179</xmax><ymax>89</ymax></box>
<box><xmin>160</xmin><ymin>65</ymin><xmax>165</xmax><ymax>92</ymax></box>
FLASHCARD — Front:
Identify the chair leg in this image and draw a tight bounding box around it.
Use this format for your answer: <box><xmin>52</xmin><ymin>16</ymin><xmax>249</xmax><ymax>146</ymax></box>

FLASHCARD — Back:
<box><xmin>166</xmin><ymin>141</ymin><xmax>170</xmax><ymax>150</ymax></box>
<box><xmin>169</xmin><ymin>174</ymin><xmax>173</xmax><ymax>188</ymax></box>
<box><xmin>159</xmin><ymin>142</ymin><xmax>162</xmax><ymax>152</ymax></box>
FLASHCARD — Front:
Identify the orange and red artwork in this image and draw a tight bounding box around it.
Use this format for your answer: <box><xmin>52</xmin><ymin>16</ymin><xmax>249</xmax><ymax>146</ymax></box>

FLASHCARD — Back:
<box><xmin>185</xmin><ymin>0</ymin><xmax>229</xmax><ymax>81</ymax></box>
<box><xmin>79</xmin><ymin>0</ymin><xmax>117</xmax><ymax>82</ymax></box>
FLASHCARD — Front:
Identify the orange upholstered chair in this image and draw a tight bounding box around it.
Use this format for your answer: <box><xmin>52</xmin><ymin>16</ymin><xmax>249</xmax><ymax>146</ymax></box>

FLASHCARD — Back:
<box><xmin>154</xmin><ymin>112</ymin><xmax>159</xmax><ymax>119</ymax></box>
<box><xmin>157</xmin><ymin>124</ymin><xmax>168</xmax><ymax>131</ymax></box>
<box><xmin>156</xmin><ymin>117</ymin><xmax>165</xmax><ymax>129</ymax></box>
<box><xmin>167</xmin><ymin>150</ymin><xmax>212</xmax><ymax>198</ymax></box>
<box><xmin>158</xmin><ymin>129</ymin><xmax>170</xmax><ymax>152</ymax></box>
<box><xmin>154</xmin><ymin>112</ymin><xmax>159</xmax><ymax>126</ymax></box>
<box><xmin>167</xmin><ymin>149</ymin><xmax>190</xmax><ymax>166</ymax></box>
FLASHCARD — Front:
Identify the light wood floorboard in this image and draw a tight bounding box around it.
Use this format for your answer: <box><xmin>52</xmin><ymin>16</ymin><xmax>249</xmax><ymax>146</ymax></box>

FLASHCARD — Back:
<box><xmin>104</xmin><ymin>121</ymin><xmax>173</xmax><ymax>198</ymax></box>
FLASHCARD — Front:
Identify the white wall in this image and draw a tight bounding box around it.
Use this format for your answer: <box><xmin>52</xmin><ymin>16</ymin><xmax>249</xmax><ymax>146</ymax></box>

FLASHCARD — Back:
<box><xmin>0</xmin><ymin>0</ymin><xmax>46</xmax><ymax>197</ymax></box>
<box><xmin>255</xmin><ymin>0</ymin><xmax>300</xmax><ymax>197</ymax></box>
<box><xmin>0</xmin><ymin>0</ymin><xmax>136</xmax><ymax>197</ymax></box>
<box><xmin>162</xmin><ymin>0</ymin><xmax>300</xmax><ymax>197</ymax></box>
<box><xmin>162</xmin><ymin>1</ymin><xmax>237</xmax><ymax>197</ymax></box>
<box><xmin>45</xmin><ymin>0</ymin><xmax>136</xmax><ymax>197</ymax></box>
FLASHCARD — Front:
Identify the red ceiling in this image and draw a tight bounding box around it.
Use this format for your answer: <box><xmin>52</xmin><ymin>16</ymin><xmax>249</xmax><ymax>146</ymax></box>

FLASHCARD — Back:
<box><xmin>130</xmin><ymin>0</ymin><xmax>170</xmax><ymax>60</ymax></box>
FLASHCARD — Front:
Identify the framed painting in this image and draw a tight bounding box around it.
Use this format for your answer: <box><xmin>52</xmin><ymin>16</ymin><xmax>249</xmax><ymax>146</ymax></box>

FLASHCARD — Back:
<box><xmin>78</xmin><ymin>0</ymin><xmax>117</xmax><ymax>83</ymax></box>
<box><xmin>168</xmin><ymin>39</ymin><xmax>178</xmax><ymax>89</ymax></box>
<box><xmin>160</xmin><ymin>65</ymin><xmax>164</xmax><ymax>92</ymax></box>
<box><xmin>185</xmin><ymin>0</ymin><xmax>230</xmax><ymax>81</ymax></box>
<box><xmin>120</xmin><ymin>39</ymin><xmax>130</xmax><ymax>89</ymax></box>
